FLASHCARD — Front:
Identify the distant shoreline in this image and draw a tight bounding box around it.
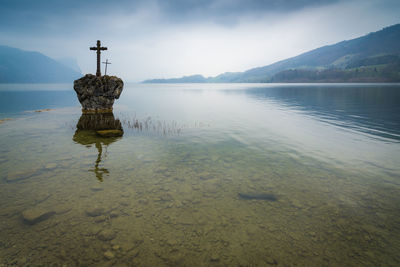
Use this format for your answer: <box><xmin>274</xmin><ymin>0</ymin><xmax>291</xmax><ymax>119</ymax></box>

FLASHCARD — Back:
<box><xmin>144</xmin><ymin>24</ymin><xmax>400</xmax><ymax>84</ymax></box>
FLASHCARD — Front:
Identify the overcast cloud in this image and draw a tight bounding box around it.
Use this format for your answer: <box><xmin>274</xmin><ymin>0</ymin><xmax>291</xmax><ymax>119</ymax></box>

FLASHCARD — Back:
<box><xmin>0</xmin><ymin>0</ymin><xmax>399</xmax><ymax>81</ymax></box>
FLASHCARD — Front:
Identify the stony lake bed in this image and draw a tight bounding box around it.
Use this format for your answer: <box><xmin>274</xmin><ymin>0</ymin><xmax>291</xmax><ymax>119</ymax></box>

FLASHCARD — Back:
<box><xmin>0</xmin><ymin>83</ymin><xmax>400</xmax><ymax>266</ymax></box>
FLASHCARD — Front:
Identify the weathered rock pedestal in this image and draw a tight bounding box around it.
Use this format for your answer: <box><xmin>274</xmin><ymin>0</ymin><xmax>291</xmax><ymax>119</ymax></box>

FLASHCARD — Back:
<box><xmin>73</xmin><ymin>74</ymin><xmax>123</xmax><ymax>113</ymax></box>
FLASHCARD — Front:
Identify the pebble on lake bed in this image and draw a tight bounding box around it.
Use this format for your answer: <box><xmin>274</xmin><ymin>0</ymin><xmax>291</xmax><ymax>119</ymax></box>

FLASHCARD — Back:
<box><xmin>109</xmin><ymin>210</ymin><xmax>119</xmax><ymax>218</ymax></box>
<box><xmin>34</xmin><ymin>193</ymin><xmax>51</xmax><ymax>204</ymax></box>
<box><xmin>22</xmin><ymin>208</ymin><xmax>55</xmax><ymax>225</ymax></box>
<box><xmin>97</xmin><ymin>229</ymin><xmax>117</xmax><ymax>241</ymax></box>
<box><xmin>90</xmin><ymin>185</ymin><xmax>103</xmax><ymax>192</ymax></box>
<box><xmin>45</xmin><ymin>163</ymin><xmax>57</xmax><ymax>169</ymax></box>
<box><xmin>53</xmin><ymin>204</ymin><xmax>71</xmax><ymax>215</ymax></box>
<box><xmin>210</xmin><ymin>252</ymin><xmax>220</xmax><ymax>262</ymax></box>
<box><xmin>6</xmin><ymin>169</ymin><xmax>38</xmax><ymax>183</ymax></box>
<box><xmin>104</xmin><ymin>250</ymin><xmax>115</xmax><ymax>260</ymax></box>
<box><xmin>85</xmin><ymin>207</ymin><xmax>104</xmax><ymax>217</ymax></box>
<box><xmin>95</xmin><ymin>215</ymin><xmax>107</xmax><ymax>223</ymax></box>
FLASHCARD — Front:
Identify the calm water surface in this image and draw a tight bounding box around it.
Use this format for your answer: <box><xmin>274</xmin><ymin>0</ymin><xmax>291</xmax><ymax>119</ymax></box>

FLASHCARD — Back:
<box><xmin>0</xmin><ymin>83</ymin><xmax>399</xmax><ymax>266</ymax></box>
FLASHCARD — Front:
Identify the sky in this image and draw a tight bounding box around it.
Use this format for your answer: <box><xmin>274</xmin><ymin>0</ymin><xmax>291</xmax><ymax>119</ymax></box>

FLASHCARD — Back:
<box><xmin>0</xmin><ymin>0</ymin><xmax>399</xmax><ymax>82</ymax></box>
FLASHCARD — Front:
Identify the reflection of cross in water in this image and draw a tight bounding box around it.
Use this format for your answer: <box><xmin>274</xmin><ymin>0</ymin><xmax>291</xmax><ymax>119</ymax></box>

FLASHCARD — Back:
<box><xmin>89</xmin><ymin>142</ymin><xmax>109</xmax><ymax>182</ymax></box>
<box><xmin>73</xmin><ymin>112</ymin><xmax>123</xmax><ymax>181</ymax></box>
<box><xmin>102</xmin><ymin>59</ymin><xmax>111</xmax><ymax>76</ymax></box>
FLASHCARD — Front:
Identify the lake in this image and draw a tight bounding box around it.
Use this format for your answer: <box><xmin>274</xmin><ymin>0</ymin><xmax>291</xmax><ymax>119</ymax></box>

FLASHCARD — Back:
<box><xmin>0</xmin><ymin>83</ymin><xmax>399</xmax><ymax>266</ymax></box>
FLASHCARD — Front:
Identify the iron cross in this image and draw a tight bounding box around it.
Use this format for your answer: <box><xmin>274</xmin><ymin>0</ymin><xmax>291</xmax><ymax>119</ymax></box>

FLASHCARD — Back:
<box><xmin>90</xmin><ymin>40</ymin><xmax>107</xmax><ymax>77</ymax></box>
<box><xmin>102</xmin><ymin>59</ymin><xmax>111</xmax><ymax>76</ymax></box>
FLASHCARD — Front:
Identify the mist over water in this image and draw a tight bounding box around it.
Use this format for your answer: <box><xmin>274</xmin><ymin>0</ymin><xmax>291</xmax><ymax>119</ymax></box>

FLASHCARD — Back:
<box><xmin>0</xmin><ymin>83</ymin><xmax>399</xmax><ymax>265</ymax></box>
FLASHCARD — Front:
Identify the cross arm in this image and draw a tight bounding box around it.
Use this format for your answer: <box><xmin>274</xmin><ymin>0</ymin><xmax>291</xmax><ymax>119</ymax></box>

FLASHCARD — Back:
<box><xmin>90</xmin><ymin>47</ymin><xmax>97</xmax><ymax>50</ymax></box>
<box><xmin>100</xmin><ymin>47</ymin><xmax>108</xmax><ymax>50</ymax></box>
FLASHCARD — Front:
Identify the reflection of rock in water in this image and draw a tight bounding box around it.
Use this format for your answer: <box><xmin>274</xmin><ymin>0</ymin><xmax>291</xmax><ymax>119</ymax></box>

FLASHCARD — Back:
<box><xmin>73</xmin><ymin>112</ymin><xmax>123</xmax><ymax>181</ymax></box>
<box><xmin>76</xmin><ymin>112</ymin><xmax>123</xmax><ymax>135</ymax></box>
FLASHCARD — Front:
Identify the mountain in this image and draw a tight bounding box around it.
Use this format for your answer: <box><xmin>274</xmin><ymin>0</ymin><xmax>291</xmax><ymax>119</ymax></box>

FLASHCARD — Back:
<box><xmin>143</xmin><ymin>23</ymin><xmax>400</xmax><ymax>83</ymax></box>
<box><xmin>144</xmin><ymin>74</ymin><xmax>207</xmax><ymax>83</ymax></box>
<box><xmin>0</xmin><ymin>45</ymin><xmax>82</xmax><ymax>83</ymax></box>
<box><xmin>56</xmin><ymin>57</ymin><xmax>82</xmax><ymax>73</ymax></box>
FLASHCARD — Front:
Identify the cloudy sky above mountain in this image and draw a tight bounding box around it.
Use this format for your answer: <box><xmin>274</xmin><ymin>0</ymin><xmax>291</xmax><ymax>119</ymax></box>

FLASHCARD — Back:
<box><xmin>0</xmin><ymin>0</ymin><xmax>399</xmax><ymax>81</ymax></box>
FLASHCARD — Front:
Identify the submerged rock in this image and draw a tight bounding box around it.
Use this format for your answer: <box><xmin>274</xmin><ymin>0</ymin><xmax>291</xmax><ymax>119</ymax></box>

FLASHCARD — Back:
<box><xmin>95</xmin><ymin>215</ymin><xmax>107</xmax><ymax>223</ymax></box>
<box><xmin>112</xmin><ymin>245</ymin><xmax>120</xmax><ymax>251</ymax></box>
<box><xmin>109</xmin><ymin>210</ymin><xmax>119</xmax><ymax>218</ymax></box>
<box><xmin>73</xmin><ymin>74</ymin><xmax>123</xmax><ymax>112</ymax></box>
<box><xmin>53</xmin><ymin>204</ymin><xmax>72</xmax><ymax>215</ymax></box>
<box><xmin>85</xmin><ymin>207</ymin><xmax>105</xmax><ymax>217</ymax></box>
<box><xmin>90</xmin><ymin>185</ymin><xmax>103</xmax><ymax>192</ymax></box>
<box><xmin>98</xmin><ymin>229</ymin><xmax>116</xmax><ymax>241</ymax></box>
<box><xmin>34</xmin><ymin>193</ymin><xmax>51</xmax><ymax>204</ymax></box>
<box><xmin>210</xmin><ymin>252</ymin><xmax>220</xmax><ymax>262</ymax></box>
<box><xmin>104</xmin><ymin>250</ymin><xmax>115</xmax><ymax>260</ymax></box>
<box><xmin>22</xmin><ymin>208</ymin><xmax>55</xmax><ymax>225</ymax></box>
<box><xmin>6</xmin><ymin>169</ymin><xmax>38</xmax><ymax>183</ymax></box>
<box><xmin>45</xmin><ymin>163</ymin><xmax>57</xmax><ymax>169</ymax></box>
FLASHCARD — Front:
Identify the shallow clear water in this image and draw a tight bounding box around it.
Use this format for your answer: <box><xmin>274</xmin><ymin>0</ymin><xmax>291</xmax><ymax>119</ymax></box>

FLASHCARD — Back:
<box><xmin>0</xmin><ymin>83</ymin><xmax>400</xmax><ymax>266</ymax></box>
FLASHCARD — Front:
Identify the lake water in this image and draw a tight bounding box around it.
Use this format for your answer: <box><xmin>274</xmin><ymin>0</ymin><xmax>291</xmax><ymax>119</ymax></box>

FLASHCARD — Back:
<box><xmin>0</xmin><ymin>83</ymin><xmax>399</xmax><ymax>266</ymax></box>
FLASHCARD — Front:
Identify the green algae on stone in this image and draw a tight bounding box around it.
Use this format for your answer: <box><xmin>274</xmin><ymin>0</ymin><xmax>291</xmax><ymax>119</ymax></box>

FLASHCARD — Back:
<box><xmin>96</xmin><ymin>129</ymin><xmax>123</xmax><ymax>137</ymax></box>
